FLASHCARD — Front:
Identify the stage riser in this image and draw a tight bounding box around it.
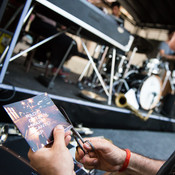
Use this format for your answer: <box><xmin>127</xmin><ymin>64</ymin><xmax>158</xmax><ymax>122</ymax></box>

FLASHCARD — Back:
<box><xmin>0</xmin><ymin>89</ymin><xmax>175</xmax><ymax>132</ymax></box>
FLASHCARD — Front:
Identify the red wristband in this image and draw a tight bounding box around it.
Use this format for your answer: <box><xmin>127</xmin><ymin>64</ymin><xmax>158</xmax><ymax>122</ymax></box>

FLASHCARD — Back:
<box><xmin>119</xmin><ymin>149</ymin><xmax>131</xmax><ymax>172</ymax></box>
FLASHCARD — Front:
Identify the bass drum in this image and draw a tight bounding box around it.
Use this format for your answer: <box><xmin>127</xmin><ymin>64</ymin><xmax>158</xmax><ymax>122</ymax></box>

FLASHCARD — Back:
<box><xmin>127</xmin><ymin>73</ymin><xmax>162</xmax><ymax>110</ymax></box>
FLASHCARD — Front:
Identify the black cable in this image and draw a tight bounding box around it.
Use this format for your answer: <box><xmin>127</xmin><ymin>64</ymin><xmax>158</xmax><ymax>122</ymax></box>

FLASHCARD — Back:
<box><xmin>0</xmin><ymin>81</ymin><xmax>16</xmax><ymax>102</ymax></box>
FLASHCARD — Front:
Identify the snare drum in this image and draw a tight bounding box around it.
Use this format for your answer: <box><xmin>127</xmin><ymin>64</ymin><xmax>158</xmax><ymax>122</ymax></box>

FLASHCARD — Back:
<box><xmin>127</xmin><ymin>73</ymin><xmax>162</xmax><ymax>110</ymax></box>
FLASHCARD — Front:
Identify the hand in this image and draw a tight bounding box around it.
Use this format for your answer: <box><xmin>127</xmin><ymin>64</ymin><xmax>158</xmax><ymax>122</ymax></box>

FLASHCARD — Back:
<box><xmin>75</xmin><ymin>137</ymin><xmax>126</xmax><ymax>172</ymax></box>
<box><xmin>28</xmin><ymin>125</ymin><xmax>75</xmax><ymax>175</ymax></box>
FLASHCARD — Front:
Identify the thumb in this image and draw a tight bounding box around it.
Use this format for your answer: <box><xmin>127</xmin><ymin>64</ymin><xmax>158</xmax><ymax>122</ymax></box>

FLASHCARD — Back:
<box><xmin>52</xmin><ymin>125</ymin><xmax>65</xmax><ymax>150</ymax></box>
<box><xmin>83</xmin><ymin>141</ymin><xmax>94</xmax><ymax>152</ymax></box>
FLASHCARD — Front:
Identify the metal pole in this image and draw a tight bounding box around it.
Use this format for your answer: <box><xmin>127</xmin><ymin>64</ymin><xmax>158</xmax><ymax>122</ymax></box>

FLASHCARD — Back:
<box><xmin>81</xmin><ymin>40</ymin><xmax>109</xmax><ymax>96</ymax></box>
<box><xmin>0</xmin><ymin>32</ymin><xmax>63</xmax><ymax>66</ymax></box>
<box><xmin>108</xmin><ymin>48</ymin><xmax>116</xmax><ymax>105</ymax></box>
<box><xmin>0</xmin><ymin>0</ymin><xmax>32</xmax><ymax>83</ymax></box>
<box><xmin>78</xmin><ymin>60</ymin><xmax>91</xmax><ymax>82</ymax></box>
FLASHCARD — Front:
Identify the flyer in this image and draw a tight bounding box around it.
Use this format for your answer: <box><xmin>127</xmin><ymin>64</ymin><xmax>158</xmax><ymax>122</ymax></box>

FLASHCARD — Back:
<box><xmin>3</xmin><ymin>93</ymin><xmax>72</xmax><ymax>152</ymax></box>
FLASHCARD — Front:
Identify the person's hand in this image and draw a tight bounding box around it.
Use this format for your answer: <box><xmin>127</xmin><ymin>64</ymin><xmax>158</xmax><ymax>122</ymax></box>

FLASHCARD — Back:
<box><xmin>75</xmin><ymin>137</ymin><xmax>126</xmax><ymax>172</ymax></box>
<box><xmin>169</xmin><ymin>32</ymin><xmax>175</xmax><ymax>51</ymax></box>
<box><xmin>28</xmin><ymin>125</ymin><xmax>75</xmax><ymax>175</ymax></box>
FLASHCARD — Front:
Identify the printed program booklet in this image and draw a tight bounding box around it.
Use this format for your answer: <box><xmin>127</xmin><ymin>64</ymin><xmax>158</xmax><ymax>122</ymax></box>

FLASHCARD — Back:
<box><xmin>3</xmin><ymin>93</ymin><xmax>72</xmax><ymax>152</ymax></box>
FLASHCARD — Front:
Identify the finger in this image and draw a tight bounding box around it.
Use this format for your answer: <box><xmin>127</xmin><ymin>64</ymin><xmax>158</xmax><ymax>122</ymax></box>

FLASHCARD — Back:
<box><xmin>28</xmin><ymin>148</ymin><xmax>33</xmax><ymax>160</ymax></box>
<box><xmin>65</xmin><ymin>130</ymin><xmax>72</xmax><ymax>136</ymax></box>
<box><xmin>83</xmin><ymin>142</ymin><xmax>94</xmax><ymax>152</ymax></box>
<box><xmin>80</xmin><ymin>155</ymin><xmax>98</xmax><ymax>167</ymax></box>
<box><xmin>65</xmin><ymin>130</ymin><xmax>71</xmax><ymax>137</ymax></box>
<box><xmin>65</xmin><ymin>134</ymin><xmax>71</xmax><ymax>146</ymax></box>
<box><xmin>84</xmin><ymin>165</ymin><xmax>96</xmax><ymax>170</ymax></box>
<box><xmin>52</xmin><ymin>125</ymin><xmax>65</xmax><ymax>150</ymax></box>
<box><xmin>87</xmin><ymin>151</ymin><xmax>96</xmax><ymax>158</ymax></box>
<box><xmin>75</xmin><ymin>147</ymin><xmax>84</xmax><ymax>162</ymax></box>
<box><xmin>84</xmin><ymin>137</ymin><xmax>112</xmax><ymax>152</ymax></box>
<box><xmin>65</xmin><ymin>130</ymin><xmax>71</xmax><ymax>146</ymax></box>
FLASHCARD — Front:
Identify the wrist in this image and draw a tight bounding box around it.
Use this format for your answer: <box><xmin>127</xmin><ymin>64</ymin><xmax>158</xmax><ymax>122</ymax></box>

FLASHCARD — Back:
<box><xmin>110</xmin><ymin>147</ymin><xmax>130</xmax><ymax>172</ymax></box>
<box><xmin>118</xmin><ymin>149</ymin><xmax>131</xmax><ymax>172</ymax></box>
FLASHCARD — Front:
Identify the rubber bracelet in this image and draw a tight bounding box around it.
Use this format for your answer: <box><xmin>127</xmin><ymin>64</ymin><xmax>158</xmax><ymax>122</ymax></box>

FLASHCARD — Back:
<box><xmin>119</xmin><ymin>149</ymin><xmax>131</xmax><ymax>172</ymax></box>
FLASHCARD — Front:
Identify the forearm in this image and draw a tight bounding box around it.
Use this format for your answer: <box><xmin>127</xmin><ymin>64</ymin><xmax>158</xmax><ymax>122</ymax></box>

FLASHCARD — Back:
<box><xmin>162</xmin><ymin>54</ymin><xmax>175</xmax><ymax>60</ymax></box>
<box><xmin>124</xmin><ymin>152</ymin><xmax>164</xmax><ymax>175</ymax></box>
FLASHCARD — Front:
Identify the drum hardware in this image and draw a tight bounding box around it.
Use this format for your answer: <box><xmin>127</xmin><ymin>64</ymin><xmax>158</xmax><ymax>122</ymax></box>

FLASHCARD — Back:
<box><xmin>115</xmin><ymin>47</ymin><xmax>138</xmax><ymax>94</ymax></box>
<box><xmin>78</xmin><ymin>41</ymin><xmax>110</xmax><ymax>97</ymax></box>
<box><xmin>113</xmin><ymin>78</ymin><xmax>130</xmax><ymax>93</ymax></box>
<box><xmin>123</xmin><ymin>47</ymin><xmax>138</xmax><ymax>78</ymax></box>
<box><xmin>123</xmin><ymin>69</ymin><xmax>139</xmax><ymax>79</ymax></box>
<box><xmin>142</xmin><ymin>58</ymin><xmax>163</xmax><ymax>76</ymax></box>
<box><xmin>115</xmin><ymin>93</ymin><xmax>153</xmax><ymax>121</ymax></box>
<box><xmin>113</xmin><ymin>69</ymin><xmax>139</xmax><ymax>95</ymax></box>
<box><xmin>113</xmin><ymin>55</ymin><xmax>127</xmax><ymax>80</ymax></box>
<box><xmin>91</xmin><ymin>46</ymin><xmax>109</xmax><ymax>86</ymax></box>
<box><xmin>78</xmin><ymin>44</ymin><xmax>106</xmax><ymax>88</ymax></box>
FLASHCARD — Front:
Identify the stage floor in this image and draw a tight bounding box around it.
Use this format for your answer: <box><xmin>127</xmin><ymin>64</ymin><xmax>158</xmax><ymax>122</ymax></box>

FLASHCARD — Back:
<box><xmin>1</xmin><ymin>56</ymin><xmax>175</xmax><ymax>131</ymax></box>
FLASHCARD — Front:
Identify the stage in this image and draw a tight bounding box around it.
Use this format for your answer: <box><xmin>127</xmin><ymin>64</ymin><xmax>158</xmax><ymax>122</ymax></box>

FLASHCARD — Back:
<box><xmin>0</xmin><ymin>56</ymin><xmax>175</xmax><ymax>132</ymax></box>
<box><xmin>1</xmin><ymin>1</ymin><xmax>175</xmax><ymax>175</ymax></box>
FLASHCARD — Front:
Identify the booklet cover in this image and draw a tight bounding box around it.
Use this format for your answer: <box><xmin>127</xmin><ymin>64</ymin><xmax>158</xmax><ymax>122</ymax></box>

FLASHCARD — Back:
<box><xmin>3</xmin><ymin>93</ymin><xmax>72</xmax><ymax>152</ymax></box>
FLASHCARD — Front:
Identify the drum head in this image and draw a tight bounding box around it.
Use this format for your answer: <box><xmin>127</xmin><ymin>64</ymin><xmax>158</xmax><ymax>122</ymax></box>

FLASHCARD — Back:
<box><xmin>139</xmin><ymin>75</ymin><xmax>162</xmax><ymax>110</ymax></box>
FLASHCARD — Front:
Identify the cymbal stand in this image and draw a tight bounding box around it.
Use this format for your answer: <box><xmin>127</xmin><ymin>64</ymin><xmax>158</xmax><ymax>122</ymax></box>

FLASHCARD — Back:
<box><xmin>91</xmin><ymin>45</ymin><xmax>109</xmax><ymax>87</ymax></box>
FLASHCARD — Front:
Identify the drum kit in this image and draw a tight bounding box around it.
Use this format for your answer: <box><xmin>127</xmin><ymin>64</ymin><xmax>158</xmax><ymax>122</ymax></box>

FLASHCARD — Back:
<box><xmin>79</xmin><ymin>44</ymin><xmax>174</xmax><ymax>116</ymax></box>
<box><xmin>109</xmin><ymin>54</ymin><xmax>164</xmax><ymax>111</ymax></box>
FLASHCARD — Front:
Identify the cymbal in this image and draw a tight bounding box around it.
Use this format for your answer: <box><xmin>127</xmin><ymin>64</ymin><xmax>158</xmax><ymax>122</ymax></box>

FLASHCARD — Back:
<box><xmin>79</xmin><ymin>90</ymin><xmax>107</xmax><ymax>103</ymax></box>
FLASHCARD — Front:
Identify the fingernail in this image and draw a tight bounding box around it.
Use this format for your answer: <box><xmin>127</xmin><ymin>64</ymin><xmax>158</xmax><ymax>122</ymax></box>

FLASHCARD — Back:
<box><xmin>55</xmin><ymin>125</ymin><xmax>64</xmax><ymax>130</ymax></box>
<box><xmin>84</xmin><ymin>142</ymin><xmax>91</xmax><ymax>149</ymax></box>
<box><xmin>93</xmin><ymin>159</ymin><xmax>98</xmax><ymax>164</ymax></box>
